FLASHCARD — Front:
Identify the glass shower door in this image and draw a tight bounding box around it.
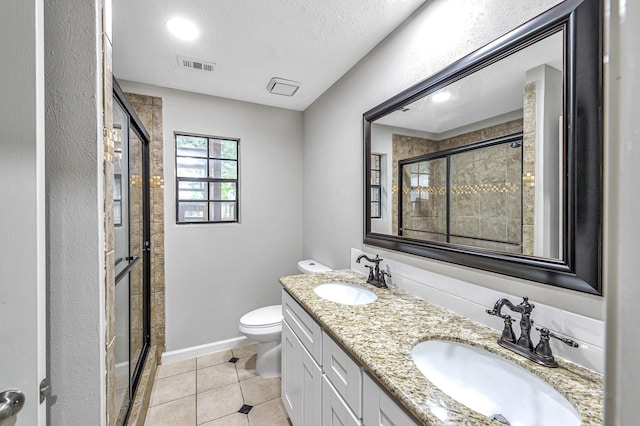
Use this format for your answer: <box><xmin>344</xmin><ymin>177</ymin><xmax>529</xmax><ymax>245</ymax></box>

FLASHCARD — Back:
<box><xmin>113</xmin><ymin>90</ymin><xmax>151</xmax><ymax>425</ymax></box>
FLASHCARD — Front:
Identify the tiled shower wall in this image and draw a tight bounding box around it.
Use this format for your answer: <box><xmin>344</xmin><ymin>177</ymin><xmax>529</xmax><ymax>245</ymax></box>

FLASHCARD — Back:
<box><xmin>102</xmin><ymin>1</ymin><xmax>116</xmax><ymax>423</ymax></box>
<box><xmin>522</xmin><ymin>82</ymin><xmax>537</xmax><ymax>255</ymax></box>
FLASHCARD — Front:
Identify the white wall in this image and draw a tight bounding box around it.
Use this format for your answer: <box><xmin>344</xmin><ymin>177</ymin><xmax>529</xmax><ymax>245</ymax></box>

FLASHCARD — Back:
<box><xmin>119</xmin><ymin>81</ymin><xmax>304</xmax><ymax>352</ymax></box>
<box><xmin>303</xmin><ymin>0</ymin><xmax>605</xmax><ymax>321</ymax></box>
<box><xmin>604</xmin><ymin>0</ymin><xmax>640</xmax><ymax>423</ymax></box>
<box><xmin>45</xmin><ymin>0</ymin><xmax>105</xmax><ymax>424</ymax></box>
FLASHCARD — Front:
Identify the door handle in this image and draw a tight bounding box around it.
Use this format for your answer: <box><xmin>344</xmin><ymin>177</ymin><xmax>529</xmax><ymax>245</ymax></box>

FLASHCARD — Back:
<box><xmin>0</xmin><ymin>389</ymin><xmax>25</xmax><ymax>421</ymax></box>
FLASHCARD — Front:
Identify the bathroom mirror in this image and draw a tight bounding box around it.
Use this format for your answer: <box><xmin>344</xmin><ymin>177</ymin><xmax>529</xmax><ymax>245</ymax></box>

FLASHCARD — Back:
<box><xmin>363</xmin><ymin>0</ymin><xmax>602</xmax><ymax>294</ymax></box>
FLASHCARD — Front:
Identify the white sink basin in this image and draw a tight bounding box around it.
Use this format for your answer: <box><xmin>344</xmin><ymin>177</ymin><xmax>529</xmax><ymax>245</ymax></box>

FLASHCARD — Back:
<box><xmin>313</xmin><ymin>282</ymin><xmax>377</xmax><ymax>305</ymax></box>
<box><xmin>411</xmin><ymin>340</ymin><xmax>580</xmax><ymax>426</ymax></box>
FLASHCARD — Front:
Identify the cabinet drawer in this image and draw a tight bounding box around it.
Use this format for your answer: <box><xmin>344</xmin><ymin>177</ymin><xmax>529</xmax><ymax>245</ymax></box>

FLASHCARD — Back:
<box><xmin>282</xmin><ymin>289</ymin><xmax>323</xmax><ymax>365</ymax></box>
<box><xmin>322</xmin><ymin>375</ymin><xmax>362</xmax><ymax>426</ymax></box>
<box><xmin>363</xmin><ymin>374</ymin><xmax>420</xmax><ymax>426</ymax></box>
<box><xmin>322</xmin><ymin>331</ymin><xmax>363</xmax><ymax>418</ymax></box>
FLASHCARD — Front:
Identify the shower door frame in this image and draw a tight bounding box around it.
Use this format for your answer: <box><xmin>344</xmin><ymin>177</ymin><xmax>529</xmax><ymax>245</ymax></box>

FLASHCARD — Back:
<box><xmin>113</xmin><ymin>78</ymin><xmax>152</xmax><ymax>425</ymax></box>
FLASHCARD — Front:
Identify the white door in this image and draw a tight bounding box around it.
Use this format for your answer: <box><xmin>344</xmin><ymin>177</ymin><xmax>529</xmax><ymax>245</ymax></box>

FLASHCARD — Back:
<box><xmin>0</xmin><ymin>0</ymin><xmax>47</xmax><ymax>425</ymax></box>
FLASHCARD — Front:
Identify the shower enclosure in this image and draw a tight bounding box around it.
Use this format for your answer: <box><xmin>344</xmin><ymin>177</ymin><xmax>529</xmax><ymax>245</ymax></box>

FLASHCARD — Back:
<box><xmin>399</xmin><ymin>133</ymin><xmax>524</xmax><ymax>254</ymax></box>
<box><xmin>113</xmin><ymin>80</ymin><xmax>151</xmax><ymax>424</ymax></box>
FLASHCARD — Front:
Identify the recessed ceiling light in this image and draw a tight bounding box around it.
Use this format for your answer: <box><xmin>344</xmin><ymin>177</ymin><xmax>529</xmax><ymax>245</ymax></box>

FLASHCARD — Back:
<box><xmin>432</xmin><ymin>91</ymin><xmax>451</xmax><ymax>103</ymax></box>
<box><xmin>166</xmin><ymin>17</ymin><xmax>200</xmax><ymax>41</ymax></box>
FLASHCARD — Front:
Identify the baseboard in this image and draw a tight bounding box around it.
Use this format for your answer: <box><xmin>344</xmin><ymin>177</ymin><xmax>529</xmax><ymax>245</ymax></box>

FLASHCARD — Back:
<box><xmin>160</xmin><ymin>336</ymin><xmax>252</xmax><ymax>364</ymax></box>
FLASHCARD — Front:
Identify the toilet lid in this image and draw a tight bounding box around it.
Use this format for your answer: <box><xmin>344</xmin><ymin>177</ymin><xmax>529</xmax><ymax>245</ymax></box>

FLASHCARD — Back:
<box><xmin>240</xmin><ymin>305</ymin><xmax>282</xmax><ymax>328</ymax></box>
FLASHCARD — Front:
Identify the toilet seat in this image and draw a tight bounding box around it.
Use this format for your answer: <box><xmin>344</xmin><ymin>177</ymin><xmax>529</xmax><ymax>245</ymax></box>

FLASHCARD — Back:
<box><xmin>239</xmin><ymin>305</ymin><xmax>282</xmax><ymax>328</ymax></box>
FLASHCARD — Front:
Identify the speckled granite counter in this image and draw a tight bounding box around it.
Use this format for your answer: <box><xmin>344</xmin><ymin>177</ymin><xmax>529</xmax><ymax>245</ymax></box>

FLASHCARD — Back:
<box><xmin>280</xmin><ymin>269</ymin><xmax>603</xmax><ymax>425</ymax></box>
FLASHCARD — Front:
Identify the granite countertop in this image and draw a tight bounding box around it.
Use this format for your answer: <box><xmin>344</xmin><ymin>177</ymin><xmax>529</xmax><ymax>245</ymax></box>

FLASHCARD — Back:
<box><xmin>280</xmin><ymin>269</ymin><xmax>603</xmax><ymax>425</ymax></box>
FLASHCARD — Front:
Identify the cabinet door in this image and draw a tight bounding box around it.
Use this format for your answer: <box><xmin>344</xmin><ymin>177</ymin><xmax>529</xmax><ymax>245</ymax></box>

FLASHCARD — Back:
<box><xmin>363</xmin><ymin>374</ymin><xmax>419</xmax><ymax>426</ymax></box>
<box><xmin>283</xmin><ymin>320</ymin><xmax>303</xmax><ymax>425</ymax></box>
<box><xmin>300</xmin><ymin>336</ymin><xmax>322</xmax><ymax>426</ymax></box>
<box><xmin>322</xmin><ymin>376</ymin><xmax>362</xmax><ymax>426</ymax></box>
<box><xmin>283</xmin><ymin>320</ymin><xmax>322</xmax><ymax>426</ymax></box>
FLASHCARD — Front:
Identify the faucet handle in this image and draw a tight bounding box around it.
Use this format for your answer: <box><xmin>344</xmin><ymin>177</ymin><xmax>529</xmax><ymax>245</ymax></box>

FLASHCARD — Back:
<box><xmin>379</xmin><ymin>270</ymin><xmax>391</xmax><ymax>287</ymax></box>
<box><xmin>364</xmin><ymin>265</ymin><xmax>375</xmax><ymax>282</ymax></box>
<box><xmin>535</xmin><ymin>327</ymin><xmax>579</xmax><ymax>348</ymax></box>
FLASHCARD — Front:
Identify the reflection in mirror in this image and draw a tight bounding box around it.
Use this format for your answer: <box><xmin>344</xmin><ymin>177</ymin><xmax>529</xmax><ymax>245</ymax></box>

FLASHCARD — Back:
<box><xmin>370</xmin><ymin>30</ymin><xmax>563</xmax><ymax>260</ymax></box>
<box><xmin>365</xmin><ymin>0</ymin><xmax>602</xmax><ymax>294</ymax></box>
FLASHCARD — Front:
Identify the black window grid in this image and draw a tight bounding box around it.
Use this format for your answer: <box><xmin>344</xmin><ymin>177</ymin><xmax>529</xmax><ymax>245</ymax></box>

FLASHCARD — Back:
<box><xmin>371</xmin><ymin>154</ymin><xmax>382</xmax><ymax>219</ymax></box>
<box><xmin>175</xmin><ymin>134</ymin><xmax>240</xmax><ymax>224</ymax></box>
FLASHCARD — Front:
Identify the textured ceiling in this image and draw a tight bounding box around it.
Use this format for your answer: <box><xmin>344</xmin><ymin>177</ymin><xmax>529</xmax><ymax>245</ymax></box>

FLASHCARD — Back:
<box><xmin>112</xmin><ymin>0</ymin><xmax>426</xmax><ymax>111</ymax></box>
<box><xmin>376</xmin><ymin>31</ymin><xmax>563</xmax><ymax>135</ymax></box>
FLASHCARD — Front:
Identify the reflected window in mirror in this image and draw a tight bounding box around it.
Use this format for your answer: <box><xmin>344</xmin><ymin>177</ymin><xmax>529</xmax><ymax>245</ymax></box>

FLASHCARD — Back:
<box><xmin>370</xmin><ymin>154</ymin><xmax>382</xmax><ymax>219</ymax></box>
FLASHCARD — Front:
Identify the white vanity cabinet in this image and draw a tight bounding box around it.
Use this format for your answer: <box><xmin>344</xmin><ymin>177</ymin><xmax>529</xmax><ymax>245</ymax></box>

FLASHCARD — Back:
<box><xmin>363</xmin><ymin>374</ymin><xmax>420</xmax><ymax>426</ymax></box>
<box><xmin>282</xmin><ymin>290</ymin><xmax>323</xmax><ymax>426</ymax></box>
<box><xmin>282</xmin><ymin>290</ymin><xmax>419</xmax><ymax>426</ymax></box>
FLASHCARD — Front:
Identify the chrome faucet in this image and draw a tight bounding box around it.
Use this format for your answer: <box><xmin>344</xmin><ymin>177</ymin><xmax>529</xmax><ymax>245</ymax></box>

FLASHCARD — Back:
<box><xmin>487</xmin><ymin>296</ymin><xmax>578</xmax><ymax>368</ymax></box>
<box><xmin>356</xmin><ymin>254</ymin><xmax>390</xmax><ymax>288</ymax></box>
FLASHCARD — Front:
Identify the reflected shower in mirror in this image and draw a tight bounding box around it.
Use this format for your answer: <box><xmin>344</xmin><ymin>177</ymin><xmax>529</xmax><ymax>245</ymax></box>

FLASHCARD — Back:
<box><xmin>371</xmin><ymin>30</ymin><xmax>563</xmax><ymax>260</ymax></box>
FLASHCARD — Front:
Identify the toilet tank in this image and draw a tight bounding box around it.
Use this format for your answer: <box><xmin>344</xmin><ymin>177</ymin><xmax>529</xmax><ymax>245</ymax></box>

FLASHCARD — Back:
<box><xmin>297</xmin><ymin>259</ymin><xmax>331</xmax><ymax>274</ymax></box>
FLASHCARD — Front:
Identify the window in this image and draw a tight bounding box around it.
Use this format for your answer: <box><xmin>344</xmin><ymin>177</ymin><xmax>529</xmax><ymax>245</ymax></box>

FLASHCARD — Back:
<box><xmin>370</xmin><ymin>154</ymin><xmax>382</xmax><ymax>218</ymax></box>
<box><xmin>175</xmin><ymin>133</ymin><xmax>239</xmax><ymax>224</ymax></box>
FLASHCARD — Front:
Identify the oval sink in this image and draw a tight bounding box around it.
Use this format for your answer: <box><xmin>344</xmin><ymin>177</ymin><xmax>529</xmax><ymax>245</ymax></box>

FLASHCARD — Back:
<box><xmin>412</xmin><ymin>340</ymin><xmax>580</xmax><ymax>426</ymax></box>
<box><xmin>313</xmin><ymin>282</ymin><xmax>377</xmax><ymax>305</ymax></box>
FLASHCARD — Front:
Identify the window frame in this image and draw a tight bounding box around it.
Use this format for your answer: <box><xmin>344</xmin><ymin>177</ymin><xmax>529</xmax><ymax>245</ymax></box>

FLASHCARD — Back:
<box><xmin>175</xmin><ymin>132</ymin><xmax>240</xmax><ymax>224</ymax></box>
<box><xmin>370</xmin><ymin>154</ymin><xmax>382</xmax><ymax>219</ymax></box>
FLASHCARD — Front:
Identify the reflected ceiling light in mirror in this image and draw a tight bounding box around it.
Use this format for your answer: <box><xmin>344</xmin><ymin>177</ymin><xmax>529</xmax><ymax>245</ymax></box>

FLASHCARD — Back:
<box><xmin>167</xmin><ymin>17</ymin><xmax>200</xmax><ymax>41</ymax></box>
<box><xmin>431</xmin><ymin>91</ymin><xmax>451</xmax><ymax>103</ymax></box>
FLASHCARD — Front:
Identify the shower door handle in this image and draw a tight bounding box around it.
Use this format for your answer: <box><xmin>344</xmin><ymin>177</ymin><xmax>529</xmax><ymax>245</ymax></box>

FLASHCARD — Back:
<box><xmin>0</xmin><ymin>389</ymin><xmax>25</xmax><ymax>421</ymax></box>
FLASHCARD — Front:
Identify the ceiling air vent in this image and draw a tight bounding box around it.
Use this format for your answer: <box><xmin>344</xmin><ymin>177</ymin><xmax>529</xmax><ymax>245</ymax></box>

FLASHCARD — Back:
<box><xmin>267</xmin><ymin>77</ymin><xmax>300</xmax><ymax>96</ymax></box>
<box><xmin>177</xmin><ymin>56</ymin><xmax>216</xmax><ymax>73</ymax></box>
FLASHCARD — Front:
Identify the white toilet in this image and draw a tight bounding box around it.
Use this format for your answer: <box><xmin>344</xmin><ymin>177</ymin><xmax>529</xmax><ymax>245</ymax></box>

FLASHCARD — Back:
<box><xmin>238</xmin><ymin>259</ymin><xmax>331</xmax><ymax>377</ymax></box>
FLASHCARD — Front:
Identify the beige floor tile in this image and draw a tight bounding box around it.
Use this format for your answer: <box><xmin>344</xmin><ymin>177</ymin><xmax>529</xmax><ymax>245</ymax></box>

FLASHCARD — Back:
<box><xmin>235</xmin><ymin>355</ymin><xmax>257</xmax><ymax>380</ymax></box>
<box><xmin>248</xmin><ymin>398</ymin><xmax>290</xmax><ymax>426</ymax></box>
<box><xmin>197</xmin><ymin>382</ymin><xmax>244</xmax><ymax>424</ymax></box>
<box><xmin>199</xmin><ymin>412</ymin><xmax>249</xmax><ymax>426</ymax></box>
<box><xmin>232</xmin><ymin>343</ymin><xmax>257</xmax><ymax>359</ymax></box>
<box><xmin>197</xmin><ymin>350</ymin><xmax>232</xmax><ymax>369</ymax></box>
<box><xmin>156</xmin><ymin>358</ymin><xmax>196</xmax><ymax>379</ymax></box>
<box><xmin>197</xmin><ymin>362</ymin><xmax>238</xmax><ymax>393</ymax></box>
<box><xmin>239</xmin><ymin>376</ymin><xmax>281</xmax><ymax>406</ymax></box>
<box><xmin>144</xmin><ymin>395</ymin><xmax>196</xmax><ymax>426</ymax></box>
<box><xmin>150</xmin><ymin>370</ymin><xmax>196</xmax><ymax>406</ymax></box>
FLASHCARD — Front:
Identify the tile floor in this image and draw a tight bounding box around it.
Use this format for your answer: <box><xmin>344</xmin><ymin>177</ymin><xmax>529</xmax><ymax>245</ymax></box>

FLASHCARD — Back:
<box><xmin>144</xmin><ymin>343</ymin><xmax>291</xmax><ymax>425</ymax></box>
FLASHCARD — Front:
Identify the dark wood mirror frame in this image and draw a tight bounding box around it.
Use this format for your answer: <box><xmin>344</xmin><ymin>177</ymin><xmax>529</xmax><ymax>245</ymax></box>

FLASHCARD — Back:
<box><xmin>363</xmin><ymin>0</ymin><xmax>602</xmax><ymax>295</ymax></box>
